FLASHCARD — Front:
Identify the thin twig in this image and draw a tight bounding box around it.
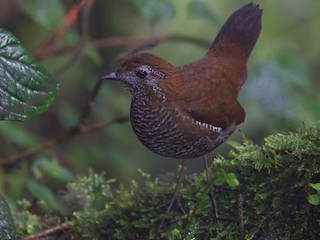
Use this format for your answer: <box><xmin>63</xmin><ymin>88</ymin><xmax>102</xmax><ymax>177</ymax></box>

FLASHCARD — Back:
<box><xmin>78</xmin><ymin>115</ymin><xmax>129</xmax><ymax>134</ymax></box>
<box><xmin>92</xmin><ymin>35</ymin><xmax>210</xmax><ymax>49</ymax></box>
<box><xmin>38</xmin><ymin>35</ymin><xmax>211</xmax><ymax>59</ymax></box>
<box><xmin>75</xmin><ymin>77</ymin><xmax>105</xmax><ymax>128</ymax></box>
<box><xmin>23</xmin><ymin>221</ymin><xmax>72</xmax><ymax>240</ymax></box>
<box><xmin>51</xmin><ymin>0</ymin><xmax>94</xmax><ymax>81</ymax></box>
<box><xmin>34</xmin><ymin>0</ymin><xmax>93</xmax><ymax>60</ymax></box>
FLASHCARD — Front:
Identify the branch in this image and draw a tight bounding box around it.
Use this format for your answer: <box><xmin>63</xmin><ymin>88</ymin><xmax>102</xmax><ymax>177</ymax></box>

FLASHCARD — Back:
<box><xmin>23</xmin><ymin>221</ymin><xmax>72</xmax><ymax>240</ymax></box>
<box><xmin>92</xmin><ymin>35</ymin><xmax>211</xmax><ymax>49</ymax></box>
<box><xmin>34</xmin><ymin>0</ymin><xmax>94</xmax><ymax>60</ymax></box>
<box><xmin>0</xmin><ymin>116</ymin><xmax>129</xmax><ymax>167</ymax></box>
<box><xmin>38</xmin><ymin>34</ymin><xmax>211</xmax><ymax>59</ymax></box>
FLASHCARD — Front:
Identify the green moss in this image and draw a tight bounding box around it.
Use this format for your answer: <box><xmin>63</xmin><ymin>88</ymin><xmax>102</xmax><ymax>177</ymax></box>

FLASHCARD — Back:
<box><xmin>13</xmin><ymin>122</ymin><xmax>320</xmax><ymax>239</ymax></box>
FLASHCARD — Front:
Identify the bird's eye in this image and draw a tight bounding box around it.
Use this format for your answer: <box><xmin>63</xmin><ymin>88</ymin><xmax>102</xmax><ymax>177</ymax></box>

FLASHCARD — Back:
<box><xmin>136</xmin><ymin>69</ymin><xmax>147</xmax><ymax>79</ymax></box>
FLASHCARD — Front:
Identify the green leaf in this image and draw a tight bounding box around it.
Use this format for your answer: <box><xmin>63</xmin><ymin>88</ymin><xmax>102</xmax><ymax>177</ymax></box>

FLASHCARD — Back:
<box><xmin>0</xmin><ymin>28</ymin><xmax>58</xmax><ymax>121</ymax></box>
<box><xmin>227</xmin><ymin>140</ymin><xmax>243</xmax><ymax>149</ymax></box>
<box><xmin>32</xmin><ymin>157</ymin><xmax>75</xmax><ymax>182</ymax></box>
<box><xmin>0</xmin><ymin>194</ymin><xmax>15</xmax><ymax>240</ymax></box>
<box><xmin>27</xmin><ymin>180</ymin><xmax>66</xmax><ymax>214</ymax></box>
<box><xmin>307</xmin><ymin>194</ymin><xmax>320</xmax><ymax>205</ymax></box>
<box><xmin>212</xmin><ymin>167</ymin><xmax>226</xmax><ymax>186</ymax></box>
<box><xmin>0</xmin><ymin>122</ymin><xmax>37</xmax><ymax>147</ymax></box>
<box><xmin>18</xmin><ymin>0</ymin><xmax>65</xmax><ymax>29</ymax></box>
<box><xmin>226</xmin><ymin>173</ymin><xmax>240</xmax><ymax>188</ymax></box>
<box><xmin>310</xmin><ymin>183</ymin><xmax>320</xmax><ymax>191</ymax></box>
<box><xmin>171</xmin><ymin>228</ymin><xmax>181</xmax><ymax>238</ymax></box>
<box><xmin>195</xmin><ymin>191</ymin><xmax>210</xmax><ymax>209</ymax></box>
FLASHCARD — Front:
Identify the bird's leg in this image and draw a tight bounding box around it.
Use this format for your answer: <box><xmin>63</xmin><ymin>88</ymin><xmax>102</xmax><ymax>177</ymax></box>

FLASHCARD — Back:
<box><xmin>203</xmin><ymin>154</ymin><xmax>219</xmax><ymax>218</ymax></box>
<box><xmin>168</xmin><ymin>159</ymin><xmax>187</xmax><ymax>213</ymax></box>
<box><xmin>157</xmin><ymin>159</ymin><xmax>187</xmax><ymax>214</ymax></box>
<box><xmin>157</xmin><ymin>159</ymin><xmax>187</xmax><ymax>229</ymax></box>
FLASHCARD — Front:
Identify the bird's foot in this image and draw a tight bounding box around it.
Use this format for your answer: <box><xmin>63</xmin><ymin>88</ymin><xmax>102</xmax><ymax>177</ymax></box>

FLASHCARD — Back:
<box><xmin>157</xmin><ymin>192</ymin><xmax>186</xmax><ymax>214</ymax></box>
<box><xmin>157</xmin><ymin>192</ymin><xmax>186</xmax><ymax>229</ymax></box>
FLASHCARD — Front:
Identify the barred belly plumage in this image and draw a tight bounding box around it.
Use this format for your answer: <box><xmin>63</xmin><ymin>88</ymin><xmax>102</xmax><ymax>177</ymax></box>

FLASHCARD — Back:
<box><xmin>130</xmin><ymin>96</ymin><xmax>221</xmax><ymax>158</ymax></box>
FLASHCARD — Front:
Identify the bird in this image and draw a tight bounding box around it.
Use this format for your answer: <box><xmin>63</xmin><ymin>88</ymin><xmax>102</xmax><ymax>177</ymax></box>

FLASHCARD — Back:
<box><xmin>102</xmin><ymin>3</ymin><xmax>262</xmax><ymax>215</ymax></box>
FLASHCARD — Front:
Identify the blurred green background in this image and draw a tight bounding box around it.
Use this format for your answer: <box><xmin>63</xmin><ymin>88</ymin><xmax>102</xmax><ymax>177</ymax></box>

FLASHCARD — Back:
<box><xmin>0</xmin><ymin>0</ymin><xmax>319</xmax><ymax>207</ymax></box>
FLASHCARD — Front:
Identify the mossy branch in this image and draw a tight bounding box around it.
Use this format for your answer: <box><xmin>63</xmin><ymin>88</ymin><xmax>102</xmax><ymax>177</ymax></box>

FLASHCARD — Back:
<box><xmin>13</xmin><ymin>122</ymin><xmax>320</xmax><ymax>239</ymax></box>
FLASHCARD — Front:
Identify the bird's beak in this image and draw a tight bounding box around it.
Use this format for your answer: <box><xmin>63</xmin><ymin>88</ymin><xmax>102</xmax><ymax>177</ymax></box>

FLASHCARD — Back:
<box><xmin>101</xmin><ymin>72</ymin><xmax>123</xmax><ymax>81</ymax></box>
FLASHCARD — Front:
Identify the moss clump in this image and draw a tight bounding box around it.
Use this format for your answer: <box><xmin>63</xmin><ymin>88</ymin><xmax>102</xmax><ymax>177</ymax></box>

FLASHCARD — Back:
<box><xmin>13</xmin><ymin>122</ymin><xmax>320</xmax><ymax>239</ymax></box>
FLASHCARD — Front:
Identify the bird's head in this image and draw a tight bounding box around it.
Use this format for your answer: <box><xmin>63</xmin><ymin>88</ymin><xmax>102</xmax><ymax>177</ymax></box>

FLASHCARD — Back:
<box><xmin>102</xmin><ymin>53</ymin><xmax>177</xmax><ymax>100</ymax></box>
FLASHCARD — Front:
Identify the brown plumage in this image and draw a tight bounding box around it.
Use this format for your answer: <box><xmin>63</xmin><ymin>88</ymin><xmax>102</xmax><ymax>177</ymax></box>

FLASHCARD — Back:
<box><xmin>103</xmin><ymin>3</ymin><xmax>262</xmax><ymax>159</ymax></box>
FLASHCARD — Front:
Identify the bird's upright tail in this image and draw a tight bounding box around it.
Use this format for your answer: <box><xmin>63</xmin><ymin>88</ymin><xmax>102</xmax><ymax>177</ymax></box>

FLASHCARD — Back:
<box><xmin>209</xmin><ymin>3</ymin><xmax>262</xmax><ymax>58</ymax></box>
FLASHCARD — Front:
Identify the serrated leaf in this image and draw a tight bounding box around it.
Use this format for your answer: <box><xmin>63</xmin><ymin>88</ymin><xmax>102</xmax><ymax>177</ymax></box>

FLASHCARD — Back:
<box><xmin>0</xmin><ymin>194</ymin><xmax>15</xmax><ymax>240</ymax></box>
<box><xmin>0</xmin><ymin>28</ymin><xmax>58</xmax><ymax>121</ymax></box>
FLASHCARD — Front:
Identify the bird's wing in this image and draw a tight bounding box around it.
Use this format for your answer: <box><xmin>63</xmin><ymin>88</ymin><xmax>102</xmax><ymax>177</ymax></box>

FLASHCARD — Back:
<box><xmin>174</xmin><ymin>56</ymin><xmax>246</xmax><ymax>130</ymax></box>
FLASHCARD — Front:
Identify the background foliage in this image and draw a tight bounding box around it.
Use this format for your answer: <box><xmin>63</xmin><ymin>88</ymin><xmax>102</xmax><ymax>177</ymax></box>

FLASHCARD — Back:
<box><xmin>0</xmin><ymin>0</ymin><xmax>319</xmax><ymax>238</ymax></box>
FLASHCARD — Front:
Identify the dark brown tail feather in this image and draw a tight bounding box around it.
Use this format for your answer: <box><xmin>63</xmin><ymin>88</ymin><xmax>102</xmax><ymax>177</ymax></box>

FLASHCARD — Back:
<box><xmin>210</xmin><ymin>3</ymin><xmax>262</xmax><ymax>58</ymax></box>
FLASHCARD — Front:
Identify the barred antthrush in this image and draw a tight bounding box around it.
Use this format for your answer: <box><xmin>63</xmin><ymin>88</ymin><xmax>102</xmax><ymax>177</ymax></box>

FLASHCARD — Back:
<box><xmin>103</xmin><ymin>3</ymin><xmax>262</xmax><ymax>214</ymax></box>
